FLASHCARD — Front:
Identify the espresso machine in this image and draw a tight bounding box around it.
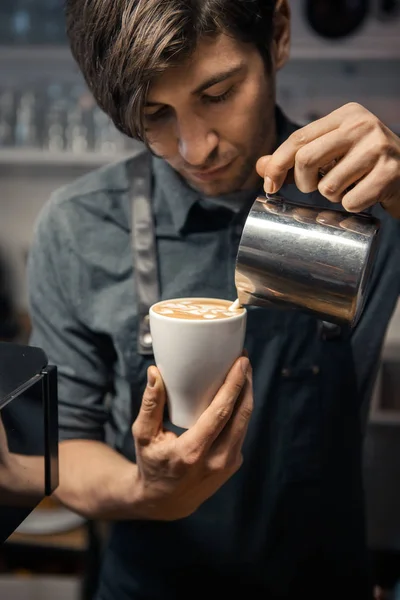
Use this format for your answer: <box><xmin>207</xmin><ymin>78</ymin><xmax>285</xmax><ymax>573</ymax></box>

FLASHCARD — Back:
<box><xmin>0</xmin><ymin>341</ymin><xmax>59</xmax><ymax>543</ymax></box>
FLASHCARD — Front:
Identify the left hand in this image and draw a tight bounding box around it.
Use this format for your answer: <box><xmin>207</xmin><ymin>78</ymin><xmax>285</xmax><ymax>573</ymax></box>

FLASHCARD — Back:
<box><xmin>256</xmin><ymin>103</ymin><xmax>400</xmax><ymax>218</ymax></box>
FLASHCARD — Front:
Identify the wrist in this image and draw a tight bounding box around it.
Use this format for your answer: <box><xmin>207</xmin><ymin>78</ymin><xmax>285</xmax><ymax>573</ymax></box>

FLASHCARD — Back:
<box><xmin>87</xmin><ymin>462</ymin><xmax>148</xmax><ymax>521</ymax></box>
<box><xmin>53</xmin><ymin>440</ymin><xmax>152</xmax><ymax>521</ymax></box>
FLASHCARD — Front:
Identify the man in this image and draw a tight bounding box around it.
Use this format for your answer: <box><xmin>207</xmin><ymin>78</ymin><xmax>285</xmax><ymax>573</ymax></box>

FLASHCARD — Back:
<box><xmin>27</xmin><ymin>1</ymin><xmax>400</xmax><ymax>598</ymax></box>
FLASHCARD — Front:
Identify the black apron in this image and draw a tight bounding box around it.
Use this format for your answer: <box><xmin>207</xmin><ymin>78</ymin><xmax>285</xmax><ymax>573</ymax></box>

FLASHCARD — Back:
<box><xmin>102</xmin><ymin>153</ymin><xmax>371</xmax><ymax>600</ymax></box>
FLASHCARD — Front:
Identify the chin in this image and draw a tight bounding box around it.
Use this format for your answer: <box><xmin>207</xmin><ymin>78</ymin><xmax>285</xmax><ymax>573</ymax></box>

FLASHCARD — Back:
<box><xmin>190</xmin><ymin>181</ymin><xmax>232</xmax><ymax>196</ymax></box>
<box><xmin>188</xmin><ymin>175</ymin><xmax>249</xmax><ymax>197</ymax></box>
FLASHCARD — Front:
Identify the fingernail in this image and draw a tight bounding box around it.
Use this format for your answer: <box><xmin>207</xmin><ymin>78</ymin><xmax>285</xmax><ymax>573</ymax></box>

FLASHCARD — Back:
<box><xmin>147</xmin><ymin>368</ymin><xmax>156</xmax><ymax>388</ymax></box>
<box><xmin>240</xmin><ymin>357</ymin><xmax>249</xmax><ymax>375</ymax></box>
<box><xmin>264</xmin><ymin>176</ymin><xmax>275</xmax><ymax>194</ymax></box>
<box><xmin>242</xmin><ymin>348</ymin><xmax>249</xmax><ymax>358</ymax></box>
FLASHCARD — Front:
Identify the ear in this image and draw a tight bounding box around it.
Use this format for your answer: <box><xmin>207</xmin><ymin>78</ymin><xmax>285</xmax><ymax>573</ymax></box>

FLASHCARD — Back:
<box><xmin>272</xmin><ymin>0</ymin><xmax>291</xmax><ymax>71</ymax></box>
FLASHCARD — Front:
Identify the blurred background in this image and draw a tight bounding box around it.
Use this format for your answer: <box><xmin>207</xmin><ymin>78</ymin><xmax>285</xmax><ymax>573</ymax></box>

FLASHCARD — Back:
<box><xmin>0</xmin><ymin>1</ymin><xmax>399</xmax><ymax>599</ymax></box>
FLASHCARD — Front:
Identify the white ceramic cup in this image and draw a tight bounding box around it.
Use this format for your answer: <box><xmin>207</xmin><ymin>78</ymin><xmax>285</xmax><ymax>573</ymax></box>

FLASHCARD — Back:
<box><xmin>149</xmin><ymin>298</ymin><xmax>247</xmax><ymax>429</ymax></box>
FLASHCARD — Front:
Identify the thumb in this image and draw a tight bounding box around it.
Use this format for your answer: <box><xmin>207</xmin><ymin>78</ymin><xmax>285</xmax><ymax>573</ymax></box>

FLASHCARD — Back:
<box><xmin>256</xmin><ymin>155</ymin><xmax>295</xmax><ymax>192</ymax></box>
<box><xmin>132</xmin><ymin>366</ymin><xmax>166</xmax><ymax>442</ymax></box>
<box><xmin>256</xmin><ymin>155</ymin><xmax>272</xmax><ymax>179</ymax></box>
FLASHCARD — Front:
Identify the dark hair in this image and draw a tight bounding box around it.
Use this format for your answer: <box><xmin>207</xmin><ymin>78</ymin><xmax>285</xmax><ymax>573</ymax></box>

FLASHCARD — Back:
<box><xmin>65</xmin><ymin>0</ymin><xmax>278</xmax><ymax>141</ymax></box>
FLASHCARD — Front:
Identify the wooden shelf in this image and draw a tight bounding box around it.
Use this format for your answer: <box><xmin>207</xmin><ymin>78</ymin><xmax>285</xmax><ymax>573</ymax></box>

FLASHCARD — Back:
<box><xmin>290</xmin><ymin>44</ymin><xmax>400</xmax><ymax>61</ymax></box>
<box><xmin>1</xmin><ymin>42</ymin><xmax>399</xmax><ymax>64</ymax></box>
<box><xmin>0</xmin><ymin>46</ymin><xmax>74</xmax><ymax>65</ymax></box>
<box><xmin>0</xmin><ymin>148</ymin><xmax>133</xmax><ymax>168</ymax></box>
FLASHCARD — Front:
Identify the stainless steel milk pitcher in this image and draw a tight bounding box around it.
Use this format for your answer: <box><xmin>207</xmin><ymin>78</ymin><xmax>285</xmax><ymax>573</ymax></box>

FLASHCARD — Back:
<box><xmin>235</xmin><ymin>195</ymin><xmax>381</xmax><ymax>327</ymax></box>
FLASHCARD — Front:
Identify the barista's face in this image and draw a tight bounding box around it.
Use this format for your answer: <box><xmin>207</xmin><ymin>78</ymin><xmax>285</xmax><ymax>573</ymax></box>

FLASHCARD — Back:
<box><xmin>143</xmin><ymin>32</ymin><xmax>285</xmax><ymax>196</ymax></box>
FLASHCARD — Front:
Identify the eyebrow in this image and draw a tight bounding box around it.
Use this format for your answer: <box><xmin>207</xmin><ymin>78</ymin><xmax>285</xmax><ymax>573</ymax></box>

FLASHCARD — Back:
<box><xmin>192</xmin><ymin>64</ymin><xmax>245</xmax><ymax>95</ymax></box>
<box><xmin>145</xmin><ymin>63</ymin><xmax>245</xmax><ymax>108</ymax></box>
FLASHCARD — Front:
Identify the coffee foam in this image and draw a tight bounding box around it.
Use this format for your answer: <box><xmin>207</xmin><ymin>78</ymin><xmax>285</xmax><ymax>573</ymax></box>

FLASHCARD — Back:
<box><xmin>152</xmin><ymin>298</ymin><xmax>245</xmax><ymax>321</ymax></box>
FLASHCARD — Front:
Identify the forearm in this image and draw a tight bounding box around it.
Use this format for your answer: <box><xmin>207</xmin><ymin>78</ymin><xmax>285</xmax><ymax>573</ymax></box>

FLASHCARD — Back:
<box><xmin>1</xmin><ymin>414</ymin><xmax>44</xmax><ymax>505</ymax></box>
<box><xmin>55</xmin><ymin>439</ymin><xmax>144</xmax><ymax>520</ymax></box>
<box><xmin>0</xmin><ymin>455</ymin><xmax>43</xmax><ymax>506</ymax></box>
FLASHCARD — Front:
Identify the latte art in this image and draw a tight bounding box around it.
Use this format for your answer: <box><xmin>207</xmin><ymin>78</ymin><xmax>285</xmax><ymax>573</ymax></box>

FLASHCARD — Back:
<box><xmin>152</xmin><ymin>298</ymin><xmax>245</xmax><ymax>321</ymax></box>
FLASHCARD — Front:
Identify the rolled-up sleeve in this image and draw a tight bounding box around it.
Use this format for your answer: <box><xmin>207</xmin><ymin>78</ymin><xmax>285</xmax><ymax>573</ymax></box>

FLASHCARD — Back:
<box><xmin>27</xmin><ymin>197</ymin><xmax>114</xmax><ymax>442</ymax></box>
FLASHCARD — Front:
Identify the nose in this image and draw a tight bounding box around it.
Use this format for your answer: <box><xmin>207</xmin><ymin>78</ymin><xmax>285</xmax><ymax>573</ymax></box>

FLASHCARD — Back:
<box><xmin>177</xmin><ymin>114</ymin><xmax>219</xmax><ymax>167</ymax></box>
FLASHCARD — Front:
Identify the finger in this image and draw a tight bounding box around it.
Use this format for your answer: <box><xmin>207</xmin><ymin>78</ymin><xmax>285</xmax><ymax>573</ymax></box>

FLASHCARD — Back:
<box><xmin>263</xmin><ymin>114</ymin><xmax>342</xmax><ymax>193</ymax></box>
<box><xmin>179</xmin><ymin>357</ymin><xmax>249</xmax><ymax>456</ymax></box>
<box><xmin>211</xmin><ymin>364</ymin><xmax>254</xmax><ymax>456</ymax></box>
<box><xmin>132</xmin><ymin>367</ymin><xmax>166</xmax><ymax>444</ymax></box>
<box><xmin>294</xmin><ymin>129</ymin><xmax>350</xmax><ymax>194</ymax></box>
<box><xmin>256</xmin><ymin>156</ymin><xmax>295</xmax><ymax>190</ymax></box>
<box><xmin>317</xmin><ymin>145</ymin><xmax>375</xmax><ymax>203</ymax></box>
<box><xmin>256</xmin><ymin>155</ymin><xmax>271</xmax><ymax>178</ymax></box>
<box><xmin>341</xmin><ymin>165</ymin><xmax>396</xmax><ymax>213</ymax></box>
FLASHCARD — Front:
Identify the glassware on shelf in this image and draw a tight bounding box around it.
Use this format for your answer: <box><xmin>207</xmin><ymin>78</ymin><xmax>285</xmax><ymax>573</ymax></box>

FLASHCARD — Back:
<box><xmin>14</xmin><ymin>89</ymin><xmax>38</xmax><ymax>148</ymax></box>
<box><xmin>0</xmin><ymin>77</ymin><xmax>134</xmax><ymax>160</ymax></box>
<box><xmin>42</xmin><ymin>83</ymin><xmax>66</xmax><ymax>152</ymax></box>
<box><xmin>0</xmin><ymin>88</ymin><xmax>16</xmax><ymax>147</ymax></box>
<box><xmin>64</xmin><ymin>85</ymin><xmax>94</xmax><ymax>154</ymax></box>
<box><xmin>93</xmin><ymin>108</ymin><xmax>127</xmax><ymax>155</ymax></box>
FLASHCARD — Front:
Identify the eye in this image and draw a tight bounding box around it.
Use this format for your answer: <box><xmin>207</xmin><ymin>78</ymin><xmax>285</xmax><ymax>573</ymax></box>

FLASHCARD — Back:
<box><xmin>144</xmin><ymin>106</ymin><xmax>171</xmax><ymax>124</ymax></box>
<box><xmin>203</xmin><ymin>86</ymin><xmax>236</xmax><ymax>104</ymax></box>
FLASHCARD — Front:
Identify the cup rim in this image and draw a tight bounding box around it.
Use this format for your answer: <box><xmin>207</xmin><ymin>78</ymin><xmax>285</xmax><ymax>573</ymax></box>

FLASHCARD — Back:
<box><xmin>149</xmin><ymin>297</ymin><xmax>247</xmax><ymax>324</ymax></box>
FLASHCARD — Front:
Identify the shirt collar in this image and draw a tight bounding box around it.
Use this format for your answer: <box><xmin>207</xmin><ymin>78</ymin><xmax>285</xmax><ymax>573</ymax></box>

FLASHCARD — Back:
<box><xmin>150</xmin><ymin>105</ymin><xmax>298</xmax><ymax>235</ymax></box>
<box><xmin>151</xmin><ymin>154</ymin><xmax>201</xmax><ymax>234</ymax></box>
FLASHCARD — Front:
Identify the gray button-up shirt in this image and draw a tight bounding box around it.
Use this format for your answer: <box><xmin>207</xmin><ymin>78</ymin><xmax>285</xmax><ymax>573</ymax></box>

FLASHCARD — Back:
<box><xmin>27</xmin><ymin>109</ymin><xmax>400</xmax><ymax>598</ymax></box>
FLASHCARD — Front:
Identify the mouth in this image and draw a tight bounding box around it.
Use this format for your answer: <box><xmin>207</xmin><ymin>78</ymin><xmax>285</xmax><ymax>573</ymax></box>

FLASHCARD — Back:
<box><xmin>189</xmin><ymin>160</ymin><xmax>234</xmax><ymax>182</ymax></box>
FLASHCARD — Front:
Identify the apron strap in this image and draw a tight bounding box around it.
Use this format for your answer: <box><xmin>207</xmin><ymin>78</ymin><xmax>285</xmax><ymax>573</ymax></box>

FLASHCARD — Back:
<box><xmin>128</xmin><ymin>151</ymin><xmax>160</xmax><ymax>356</ymax></box>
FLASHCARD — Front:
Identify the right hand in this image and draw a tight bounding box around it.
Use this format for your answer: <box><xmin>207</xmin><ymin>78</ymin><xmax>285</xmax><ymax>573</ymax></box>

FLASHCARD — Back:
<box><xmin>132</xmin><ymin>356</ymin><xmax>253</xmax><ymax>521</ymax></box>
